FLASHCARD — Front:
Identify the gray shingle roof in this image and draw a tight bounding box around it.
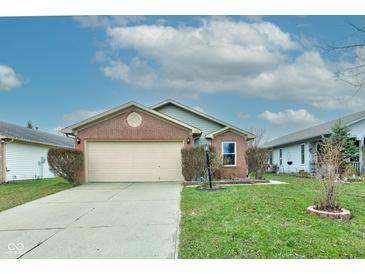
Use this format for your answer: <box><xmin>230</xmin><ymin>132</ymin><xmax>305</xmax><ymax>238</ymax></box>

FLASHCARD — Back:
<box><xmin>264</xmin><ymin>110</ymin><xmax>365</xmax><ymax>148</ymax></box>
<box><xmin>0</xmin><ymin>121</ymin><xmax>74</xmax><ymax>148</ymax></box>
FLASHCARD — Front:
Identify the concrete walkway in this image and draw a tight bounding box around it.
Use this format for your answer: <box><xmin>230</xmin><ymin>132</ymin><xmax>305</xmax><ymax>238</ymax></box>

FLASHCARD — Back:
<box><xmin>0</xmin><ymin>182</ymin><xmax>182</xmax><ymax>259</ymax></box>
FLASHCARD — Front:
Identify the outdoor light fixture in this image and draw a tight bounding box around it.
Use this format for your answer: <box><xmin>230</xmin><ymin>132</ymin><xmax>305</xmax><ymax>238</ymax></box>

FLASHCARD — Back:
<box><xmin>205</xmin><ymin>144</ymin><xmax>213</xmax><ymax>189</ymax></box>
<box><xmin>76</xmin><ymin>137</ymin><xmax>81</xmax><ymax>145</ymax></box>
<box><xmin>186</xmin><ymin>137</ymin><xmax>191</xmax><ymax>144</ymax></box>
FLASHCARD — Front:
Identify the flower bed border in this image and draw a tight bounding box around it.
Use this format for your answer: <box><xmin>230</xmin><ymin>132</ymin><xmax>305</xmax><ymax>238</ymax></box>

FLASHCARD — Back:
<box><xmin>306</xmin><ymin>205</ymin><xmax>352</xmax><ymax>221</ymax></box>
<box><xmin>184</xmin><ymin>179</ymin><xmax>270</xmax><ymax>186</ymax></box>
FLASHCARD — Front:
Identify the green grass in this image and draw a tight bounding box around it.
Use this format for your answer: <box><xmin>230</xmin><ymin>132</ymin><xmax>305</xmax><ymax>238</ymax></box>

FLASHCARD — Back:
<box><xmin>178</xmin><ymin>174</ymin><xmax>365</xmax><ymax>258</ymax></box>
<box><xmin>0</xmin><ymin>178</ymin><xmax>73</xmax><ymax>212</ymax></box>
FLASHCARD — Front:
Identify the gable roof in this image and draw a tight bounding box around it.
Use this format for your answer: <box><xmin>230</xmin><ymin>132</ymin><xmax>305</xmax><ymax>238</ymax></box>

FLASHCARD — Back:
<box><xmin>264</xmin><ymin>110</ymin><xmax>365</xmax><ymax>148</ymax></box>
<box><xmin>152</xmin><ymin>99</ymin><xmax>255</xmax><ymax>140</ymax></box>
<box><xmin>206</xmin><ymin>127</ymin><xmax>252</xmax><ymax>139</ymax></box>
<box><xmin>61</xmin><ymin>101</ymin><xmax>201</xmax><ymax>135</ymax></box>
<box><xmin>0</xmin><ymin>121</ymin><xmax>74</xmax><ymax>148</ymax></box>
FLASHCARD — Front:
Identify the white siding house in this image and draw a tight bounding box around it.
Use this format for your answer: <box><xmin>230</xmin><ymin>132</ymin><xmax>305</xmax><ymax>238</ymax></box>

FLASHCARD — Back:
<box><xmin>265</xmin><ymin>110</ymin><xmax>365</xmax><ymax>173</ymax></box>
<box><xmin>272</xmin><ymin>142</ymin><xmax>311</xmax><ymax>173</ymax></box>
<box><xmin>0</xmin><ymin>121</ymin><xmax>74</xmax><ymax>183</ymax></box>
<box><xmin>5</xmin><ymin>142</ymin><xmax>55</xmax><ymax>181</ymax></box>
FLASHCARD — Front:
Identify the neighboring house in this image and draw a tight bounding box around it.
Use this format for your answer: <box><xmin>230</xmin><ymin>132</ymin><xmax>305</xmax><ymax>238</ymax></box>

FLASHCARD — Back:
<box><xmin>264</xmin><ymin>110</ymin><xmax>365</xmax><ymax>174</ymax></box>
<box><xmin>62</xmin><ymin>100</ymin><xmax>255</xmax><ymax>182</ymax></box>
<box><xmin>0</xmin><ymin>121</ymin><xmax>74</xmax><ymax>183</ymax></box>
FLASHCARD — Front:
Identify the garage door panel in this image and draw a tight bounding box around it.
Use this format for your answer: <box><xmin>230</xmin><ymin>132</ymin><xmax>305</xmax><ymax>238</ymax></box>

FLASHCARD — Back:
<box><xmin>87</xmin><ymin>141</ymin><xmax>183</xmax><ymax>182</ymax></box>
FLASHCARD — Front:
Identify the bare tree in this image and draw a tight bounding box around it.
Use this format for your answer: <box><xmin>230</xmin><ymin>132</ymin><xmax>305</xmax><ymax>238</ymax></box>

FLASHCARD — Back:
<box><xmin>246</xmin><ymin>127</ymin><xmax>269</xmax><ymax>179</ymax></box>
<box><xmin>324</xmin><ymin>22</ymin><xmax>365</xmax><ymax>90</ymax></box>
<box><xmin>248</xmin><ymin>127</ymin><xmax>269</xmax><ymax>147</ymax></box>
<box><xmin>315</xmin><ymin>136</ymin><xmax>346</xmax><ymax>211</ymax></box>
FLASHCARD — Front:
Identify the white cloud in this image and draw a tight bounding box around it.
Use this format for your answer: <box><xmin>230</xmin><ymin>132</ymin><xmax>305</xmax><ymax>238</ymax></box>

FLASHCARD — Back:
<box><xmin>74</xmin><ymin>16</ymin><xmax>145</xmax><ymax>28</ymax></box>
<box><xmin>101</xmin><ymin>58</ymin><xmax>157</xmax><ymax>89</ymax></box>
<box><xmin>0</xmin><ymin>64</ymin><xmax>24</xmax><ymax>91</ymax></box>
<box><xmin>259</xmin><ymin>109</ymin><xmax>322</xmax><ymax>128</ymax></box>
<box><xmin>236</xmin><ymin>112</ymin><xmax>250</xmax><ymax>120</ymax></box>
<box><xmin>92</xmin><ymin>17</ymin><xmax>365</xmax><ymax>110</ymax></box>
<box><xmin>64</xmin><ymin>109</ymin><xmax>107</xmax><ymax>122</ymax></box>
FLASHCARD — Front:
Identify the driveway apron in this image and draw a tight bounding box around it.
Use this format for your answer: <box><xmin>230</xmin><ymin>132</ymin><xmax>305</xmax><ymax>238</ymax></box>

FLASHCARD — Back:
<box><xmin>0</xmin><ymin>182</ymin><xmax>182</xmax><ymax>259</ymax></box>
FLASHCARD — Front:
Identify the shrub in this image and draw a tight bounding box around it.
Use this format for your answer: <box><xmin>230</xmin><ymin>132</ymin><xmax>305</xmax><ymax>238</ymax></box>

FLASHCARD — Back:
<box><xmin>268</xmin><ymin>164</ymin><xmax>279</xmax><ymax>174</ymax></box>
<box><xmin>245</xmin><ymin>147</ymin><xmax>269</xmax><ymax>179</ymax></box>
<box><xmin>209</xmin><ymin>146</ymin><xmax>225</xmax><ymax>180</ymax></box>
<box><xmin>315</xmin><ymin>135</ymin><xmax>344</xmax><ymax>211</ymax></box>
<box><xmin>342</xmin><ymin>164</ymin><xmax>358</xmax><ymax>180</ymax></box>
<box><xmin>363</xmin><ymin>146</ymin><xmax>365</xmax><ymax>175</ymax></box>
<box><xmin>181</xmin><ymin>147</ymin><xmax>204</xmax><ymax>181</ymax></box>
<box><xmin>181</xmin><ymin>146</ymin><xmax>223</xmax><ymax>181</ymax></box>
<box><xmin>48</xmin><ymin>148</ymin><xmax>83</xmax><ymax>184</ymax></box>
<box><xmin>313</xmin><ymin>122</ymin><xmax>358</xmax><ymax>211</ymax></box>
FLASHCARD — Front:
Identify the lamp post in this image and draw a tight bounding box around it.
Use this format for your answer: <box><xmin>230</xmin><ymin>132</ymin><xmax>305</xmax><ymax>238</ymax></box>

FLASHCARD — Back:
<box><xmin>205</xmin><ymin>144</ymin><xmax>213</xmax><ymax>189</ymax></box>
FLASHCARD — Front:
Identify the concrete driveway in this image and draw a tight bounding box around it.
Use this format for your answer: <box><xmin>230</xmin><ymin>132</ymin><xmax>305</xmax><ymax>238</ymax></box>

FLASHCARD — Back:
<box><xmin>0</xmin><ymin>182</ymin><xmax>182</xmax><ymax>259</ymax></box>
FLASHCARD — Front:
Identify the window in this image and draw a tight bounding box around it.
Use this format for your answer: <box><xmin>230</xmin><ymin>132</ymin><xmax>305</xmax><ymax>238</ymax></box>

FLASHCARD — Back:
<box><xmin>301</xmin><ymin>144</ymin><xmax>305</xmax><ymax>164</ymax></box>
<box><xmin>279</xmin><ymin>148</ymin><xmax>283</xmax><ymax>165</ymax></box>
<box><xmin>269</xmin><ymin>150</ymin><xmax>273</xmax><ymax>165</ymax></box>
<box><xmin>222</xmin><ymin>142</ymin><xmax>236</xmax><ymax>166</ymax></box>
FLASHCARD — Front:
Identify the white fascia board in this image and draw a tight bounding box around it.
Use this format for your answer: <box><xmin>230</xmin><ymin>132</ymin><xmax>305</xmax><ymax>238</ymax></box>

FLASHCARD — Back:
<box><xmin>61</xmin><ymin>101</ymin><xmax>201</xmax><ymax>135</ymax></box>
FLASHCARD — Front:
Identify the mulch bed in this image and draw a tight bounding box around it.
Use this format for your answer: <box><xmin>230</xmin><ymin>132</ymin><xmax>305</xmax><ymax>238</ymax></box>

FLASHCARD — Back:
<box><xmin>184</xmin><ymin>179</ymin><xmax>270</xmax><ymax>186</ymax></box>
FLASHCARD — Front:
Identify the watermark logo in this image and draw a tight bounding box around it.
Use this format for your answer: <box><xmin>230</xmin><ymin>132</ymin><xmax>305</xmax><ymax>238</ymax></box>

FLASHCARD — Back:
<box><xmin>7</xmin><ymin>242</ymin><xmax>24</xmax><ymax>255</ymax></box>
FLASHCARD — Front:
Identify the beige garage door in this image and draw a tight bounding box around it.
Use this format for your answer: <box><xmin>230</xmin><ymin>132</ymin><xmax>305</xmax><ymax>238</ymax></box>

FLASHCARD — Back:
<box><xmin>86</xmin><ymin>141</ymin><xmax>184</xmax><ymax>182</ymax></box>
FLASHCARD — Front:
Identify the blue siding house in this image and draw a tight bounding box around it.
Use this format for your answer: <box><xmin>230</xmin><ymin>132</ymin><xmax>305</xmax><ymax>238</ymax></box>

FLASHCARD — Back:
<box><xmin>264</xmin><ymin>110</ymin><xmax>365</xmax><ymax>174</ymax></box>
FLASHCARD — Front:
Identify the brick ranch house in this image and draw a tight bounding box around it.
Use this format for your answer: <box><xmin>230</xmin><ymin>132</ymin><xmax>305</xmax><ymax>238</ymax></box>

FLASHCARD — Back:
<box><xmin>62</xmin><ymin>100</ymin><xmax>255</xmax><ymax>183</ymax></box>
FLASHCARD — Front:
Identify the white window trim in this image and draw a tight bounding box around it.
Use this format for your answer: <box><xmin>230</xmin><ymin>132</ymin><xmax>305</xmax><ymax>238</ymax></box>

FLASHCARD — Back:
<box><xmin>300</xmin><ymin>143</ymin><xmax>305</xmax><ymax>165</ymax></box>
<box><xmin>222</xmin><ymin>141</ymin><xmax>237</xmax><ymax>167</ymax></box>
<box><xmin>269</xmin><ymin>150</ymin><xmax>273</xmax><ymax>165</ymax></box>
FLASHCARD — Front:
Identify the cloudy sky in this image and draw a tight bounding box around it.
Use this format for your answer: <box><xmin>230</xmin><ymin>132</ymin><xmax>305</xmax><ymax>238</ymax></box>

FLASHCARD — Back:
<box><xmin>1</xmin><ymin>15</ymin><xmax>365</xmax><ymax>139</ymax></box>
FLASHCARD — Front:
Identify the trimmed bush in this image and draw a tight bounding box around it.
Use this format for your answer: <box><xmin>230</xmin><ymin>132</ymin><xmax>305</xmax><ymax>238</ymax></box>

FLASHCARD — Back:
<box><xmin>181</xmin><ymin>146</ymin><xmax>205</xmax><ymax>181</ymax></box>
<box><xmin>48</xmin><ymin>148</ymin><xmax>83</xmax><ymax>184</ymax></box>
<box><xmin>181</xmin><ymin>146</ymin><xmax>223</xmax><ymax>181</ymax></box>
<box><xmin>245</xmin><ymin>147</ymin><xmax>269</xmax><ymax>179</ymax></box>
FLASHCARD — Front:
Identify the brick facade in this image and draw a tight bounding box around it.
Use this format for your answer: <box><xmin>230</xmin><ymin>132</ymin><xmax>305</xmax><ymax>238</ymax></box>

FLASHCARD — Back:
<box><xmin>0</xmin><ymin>142</ymin><xmax>4</xmax><ymax>183</ymax></box>
<box><xmin>211</xmin><ymin>130</ymin><xmax>248</xmax><ymax>178</ymax></box>
<box><xmin>75</xmin><ymin>106</ymin><xmax>193</xmax><ymax>182</ymax></box>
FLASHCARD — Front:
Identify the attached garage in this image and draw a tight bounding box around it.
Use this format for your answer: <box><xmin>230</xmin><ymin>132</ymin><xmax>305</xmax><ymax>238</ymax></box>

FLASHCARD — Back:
<box><xmin>62</xmin><ymin>102</ymin><xmax>201</xmax><ymax>183</ymax></box>
<box><xmin>86</xmin><ymin>141</ymin><xmax>184</xmax><ymax>182</ymax></box>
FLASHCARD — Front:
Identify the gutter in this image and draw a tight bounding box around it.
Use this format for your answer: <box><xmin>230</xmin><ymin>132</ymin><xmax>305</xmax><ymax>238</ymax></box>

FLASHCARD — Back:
<box><xmin>1</xmin><ymin>136</ymin><xmax>73</xmax><ymax>149</ymax></box>
<box><xmin>264</xmin><ymin>135</ymin><xmax>327</xmax><ymax>149</ymax></box>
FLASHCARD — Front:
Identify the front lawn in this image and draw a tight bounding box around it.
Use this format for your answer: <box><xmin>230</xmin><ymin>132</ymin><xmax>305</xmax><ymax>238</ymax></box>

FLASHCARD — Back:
<box><xmin>178</xmin><ymin>174</ymin><xmax>365</xmax><ymax>258</ymax></box>
<box><xmin>0</xmin><ymin>178</ymin><xmax>73</xmax><ymax>212</ymax></box>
